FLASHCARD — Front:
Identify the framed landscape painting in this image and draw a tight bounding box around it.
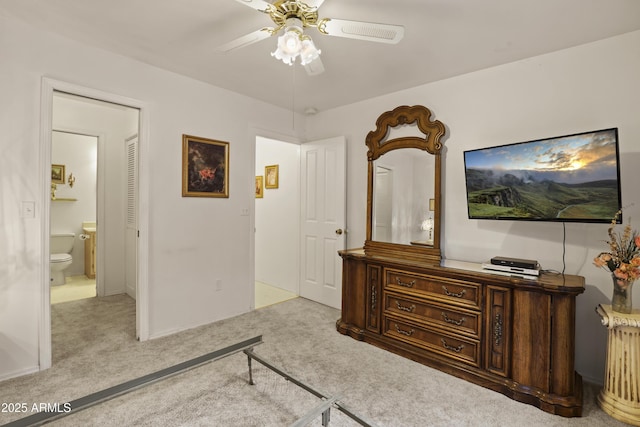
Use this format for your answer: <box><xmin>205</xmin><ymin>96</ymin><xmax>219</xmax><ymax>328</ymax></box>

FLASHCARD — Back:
<box><xmin>182</xmin><ymin>134</ymin><xmax>229</xmax><ymax>198</ymax></box>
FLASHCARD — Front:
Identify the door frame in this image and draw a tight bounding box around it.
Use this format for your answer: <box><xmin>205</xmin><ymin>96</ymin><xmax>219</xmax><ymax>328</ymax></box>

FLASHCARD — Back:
<box><xmin>39</xmin><ymin>78</ymin><xmax>151</xmax><ymax>369</ymax></box>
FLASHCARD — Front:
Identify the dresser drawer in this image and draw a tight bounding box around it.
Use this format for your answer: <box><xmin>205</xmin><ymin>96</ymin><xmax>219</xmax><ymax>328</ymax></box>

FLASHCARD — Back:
<box><xmin>384</xmin><ymin>316</ymin><xmax>480</xmax><ymax>367</ymax></box>
<box><xmin>385</xmin><ymin>268</ymin><xmax>481</xmax><ymax>309</ymax></box>
<box><xmin>384</xmin><ymin>292</ymin><xmax>480</xmax><ymax>339</ymax></box>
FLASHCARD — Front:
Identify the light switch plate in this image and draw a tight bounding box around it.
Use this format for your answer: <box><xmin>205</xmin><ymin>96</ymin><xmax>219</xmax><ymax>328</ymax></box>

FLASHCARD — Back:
<box><xmin>21</xmin><ymin>201</ymin><xmax>35</xmax><ymax>218</ymax></box>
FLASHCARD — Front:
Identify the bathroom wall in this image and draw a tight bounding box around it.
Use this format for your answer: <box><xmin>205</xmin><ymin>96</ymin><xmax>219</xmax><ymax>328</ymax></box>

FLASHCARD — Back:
<box><xmin>51</xmin><ymin>131</ymin><xmax>97</xmax><ymax>277</ymax></box>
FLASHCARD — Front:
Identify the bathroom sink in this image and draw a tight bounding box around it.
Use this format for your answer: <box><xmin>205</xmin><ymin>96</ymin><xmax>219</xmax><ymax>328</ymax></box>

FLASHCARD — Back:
<box><xmin>82</xmin><ymin>221</ymin><xmax>96</xmax><ymax>233</ymax></box>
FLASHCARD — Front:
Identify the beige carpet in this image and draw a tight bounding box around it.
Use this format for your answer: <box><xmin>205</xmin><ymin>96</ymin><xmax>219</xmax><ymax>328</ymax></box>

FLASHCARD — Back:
<box><xmin>0</xmin><ymin>295</ymin><xmax>625</xmax><ymax>427</ymax></box>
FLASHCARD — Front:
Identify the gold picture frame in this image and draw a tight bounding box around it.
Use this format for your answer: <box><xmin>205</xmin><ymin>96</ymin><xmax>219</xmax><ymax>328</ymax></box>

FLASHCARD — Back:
<box><xmin>255</xmin><ymin>176</ymin><xmax>264</xmax><ymax>198</ymax></box>
<box><xmin>182</xmin><ymin>134</ymin><xmax>229</xmax><ymax>198</ymax></box>
<box><xmin>51</xmin><ymin>164</ymin><xmax>65</xmax><ymax>184</ymax></box>
<box><xmin>265</xmin><ymin>164</ymin><xmax>279</xmax><ymax>189</ymax></box>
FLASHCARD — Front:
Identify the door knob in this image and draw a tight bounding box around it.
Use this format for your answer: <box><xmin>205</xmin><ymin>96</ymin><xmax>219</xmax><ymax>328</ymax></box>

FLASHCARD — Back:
<box><xmin>335</xmin><ymin>228</ymin><xmax>344</xmax><ymax>235</ymax></box>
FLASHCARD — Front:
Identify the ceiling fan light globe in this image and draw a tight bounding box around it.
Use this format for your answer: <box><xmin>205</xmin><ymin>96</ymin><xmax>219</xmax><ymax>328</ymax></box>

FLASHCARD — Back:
<box><xmin>281</xmin><ymin>28</ymin><xmax>302</xmax><ymax>53</ymax></box>
<box><xmin>271</xmin><ymin>49</ymin><xmax>295</xmax><ymax>65</ymax></box>
<box><xmin>299</xmin><ymin>38</ymin><xmax>321</xmax><ymax>65</ymax></box>
<box><xmin>284</xmin><ymin>34</ymin><xmax>300</xmax><ymax>52</ymax></box>
<box><xmin>271</xmin><ymin>28</ymin><xmax>304</xmax><ymax>65</ymax></box>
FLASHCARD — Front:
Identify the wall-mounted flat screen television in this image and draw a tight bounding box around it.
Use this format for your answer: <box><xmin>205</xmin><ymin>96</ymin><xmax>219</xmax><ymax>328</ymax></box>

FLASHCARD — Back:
<box><xmin>463</xmin><ymin>128</ymin><xmax>622</xmax><ymax>223</ymax></box>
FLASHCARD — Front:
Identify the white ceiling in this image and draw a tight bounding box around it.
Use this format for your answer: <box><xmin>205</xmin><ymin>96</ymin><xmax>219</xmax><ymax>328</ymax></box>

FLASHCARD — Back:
<box><xmin>2</xmin><ymin>0</ymin><xmax>640</xmax><ymax>114</ymax></box>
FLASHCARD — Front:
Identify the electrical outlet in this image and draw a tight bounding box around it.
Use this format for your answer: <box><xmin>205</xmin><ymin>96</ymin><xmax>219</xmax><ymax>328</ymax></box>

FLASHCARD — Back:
<box><xmin>240</xmin><ymin>208</ymin><xmax>250</xmax><ymax>216</ymax></box>
<box><xmin>216</xmin><ymin>279</ymin><xmax>222</xmax><ymax>291</ymax></box>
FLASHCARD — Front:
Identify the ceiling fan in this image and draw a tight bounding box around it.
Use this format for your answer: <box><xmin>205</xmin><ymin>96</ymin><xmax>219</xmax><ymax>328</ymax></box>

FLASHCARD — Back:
<box><xmin>217</xmin><ymin>0</ymin><xmax>405</xmax><ymax>75</ymax></box>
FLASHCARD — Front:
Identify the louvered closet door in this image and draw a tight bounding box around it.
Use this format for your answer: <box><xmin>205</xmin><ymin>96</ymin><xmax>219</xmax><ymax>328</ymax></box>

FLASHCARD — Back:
<box><xmin>125</xmin><ymin>134</ymin><xmax>138</xmax><ymax>300</ymax></box>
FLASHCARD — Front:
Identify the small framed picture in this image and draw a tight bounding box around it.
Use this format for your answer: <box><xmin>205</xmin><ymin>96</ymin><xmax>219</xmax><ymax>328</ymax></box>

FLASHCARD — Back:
<box><xmin>51</xmin><ymin>164</ymin><xmax>65</xmax><ymax>184</ymax></box>
<box><xmin>255</xmin><ymin>176</ymin><xmax>264</xmax><ymax>198</ymax></box>
<box><xmin>265</xmin><ymin>165</ymin><xmax>279</xmax><ymax>189</ymax></box>
<box><xmin>182</xmin><ymin>134</ymin><xmax>229</xmax><ymax>198</ymax></box>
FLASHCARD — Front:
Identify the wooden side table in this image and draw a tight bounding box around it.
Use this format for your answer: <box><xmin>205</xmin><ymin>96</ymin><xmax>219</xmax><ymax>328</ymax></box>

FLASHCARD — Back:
<box><xmin>596</xmin><ymin>304</ymin><xmax>640</xmax><ymax>425</ymax></box>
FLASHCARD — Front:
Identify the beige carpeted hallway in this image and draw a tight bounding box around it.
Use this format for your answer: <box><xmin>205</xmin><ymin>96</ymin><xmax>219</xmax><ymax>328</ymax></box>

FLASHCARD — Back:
<box><xmin>0</xmin><ymin>293</ymin><xmax>624</xmax><ymax>426</ymax></box>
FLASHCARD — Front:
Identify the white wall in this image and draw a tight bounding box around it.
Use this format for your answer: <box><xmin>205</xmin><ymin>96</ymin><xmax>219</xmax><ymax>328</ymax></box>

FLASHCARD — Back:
<box><xmin>255</xmin><ymin>137</ymin><xmax>300</xmax><ymax>294</ymax></box>
<box><xmin>0</xmin><ymin>13</ymin><xmax>302</xmax><ymax>380</ymax></box>
<box><xmin>51</xmin><ymin>131</ymin><xmax>97</xmax><ymax>277</ymax></box>
<box><xmin>305</xmin><ymin>30</ymin><xmax>640</xmax><ymax>384</ymax></box>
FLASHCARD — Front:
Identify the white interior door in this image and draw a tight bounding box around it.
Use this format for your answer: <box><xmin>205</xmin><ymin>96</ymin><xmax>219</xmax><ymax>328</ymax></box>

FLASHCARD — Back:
<box><xmin>125</xmin><ymin>134</ymin><xmax>138</xmax><ymax>300</ymax></box>
<box><xmin>300</xmin><ymin>136</ymin><xmax>346</xmax><ymax>309</ymax></box>
<box><xmin>374</xmin><ymin>165</ymin><xmax>393</xmax><ymax>242</ymax></box>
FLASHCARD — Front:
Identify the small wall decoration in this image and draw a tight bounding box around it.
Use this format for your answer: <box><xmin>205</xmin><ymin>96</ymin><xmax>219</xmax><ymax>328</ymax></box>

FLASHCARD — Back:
<box><xmin>255</xmin><ymin>176</ymin><xmax>264</xmax><ymax>198</ymax></box>
<box><xmin>265</xmin><ymin>164</ymin><xmax>279</xmax><ymax>189</ymax></box>
<box><xmin>182</xmin><ymin>134</ymin><xmax>229</xmax><ymax>198</ymax></box>
<box><xmin>51</xmin><ymin>164</ymin><xmax>66</xmax><ymax>184</ymax></box>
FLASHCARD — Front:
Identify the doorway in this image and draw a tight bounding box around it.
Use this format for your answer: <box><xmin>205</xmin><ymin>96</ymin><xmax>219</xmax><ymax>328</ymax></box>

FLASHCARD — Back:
<box><xmin>254</xmin><ymin>136</ymin><xmax>300</xmax><ymax>308</ymax></box>
<box><xmin>40</xmin><ymin>78</ymin><xmax>150</xmax><ymax>370</ymax></box>
<box><xmin>50</xmin><ymin>130</ymin><xmax>98</xmax><ymax>304</ymax></box>
<box><xmin>253</xmin><ymin>135</ymin><xmax>346</xmax><ymax>310</ymax></box>
<box><xmin>51</xmin><ymin>91</ymin><xmax>139</xmax><ymax>298</ymax></box>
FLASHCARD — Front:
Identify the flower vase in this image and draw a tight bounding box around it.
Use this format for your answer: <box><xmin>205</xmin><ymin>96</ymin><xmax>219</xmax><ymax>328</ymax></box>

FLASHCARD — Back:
<box><xmin>611</xmin><ymin>275</ymin><xmax>634</xmax><ymax>314</ymax></box>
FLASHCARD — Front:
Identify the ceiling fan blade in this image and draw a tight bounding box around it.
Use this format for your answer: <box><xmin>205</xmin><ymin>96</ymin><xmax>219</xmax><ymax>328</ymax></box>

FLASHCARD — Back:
<box><xmin>304</xmin><ymin>0</ymin><xmax>326</xmax><ymax>9</ymax></box>
<box><xmin>318</xmin><ymin>18</ymin><xmax>404</xmax><ymax>44</ymax></box>
<box><xmin>231</xmin><ymin>0</ymin><xmax>274</xmax><ymax>13</ymax></box>
<box><xmin>216</xmin><ymin>27</ymin><xmax>274</xmax><ymax>53</ymax></box>
<box><xmin>304</xmin><ymin>56</ymin><xmax>325</xmax><ymax>76</ymax></box>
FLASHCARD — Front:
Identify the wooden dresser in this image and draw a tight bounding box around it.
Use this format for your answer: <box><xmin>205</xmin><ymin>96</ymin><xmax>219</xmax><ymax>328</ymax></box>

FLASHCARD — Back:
<box><xmin>337</xmin><ymin>249</ymin><xmax>585</xmax><ymax>417</ymax></box>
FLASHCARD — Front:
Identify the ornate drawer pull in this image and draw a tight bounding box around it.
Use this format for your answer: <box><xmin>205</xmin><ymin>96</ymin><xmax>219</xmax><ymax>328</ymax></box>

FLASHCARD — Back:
<box><xmin>396</xmin><ymin>278</ymin><xmax>416</xmax><ymax>288</ymax></box>
<box><xmin>395</xmin><ymin>324</ymin><xmax>415</xmax><ymax>336</ymax></box>
<box><xmin>442</xmin><ymin>286</ymin><xmax>466</xmax><ymax>298</ymax></box>
<box><xmin>370</xmin><ymin>284</ymin><xmax>377</xmax><ymax>311</ymax></box>
<box><xmin>494</xmin><ymin>313</ymin><xmax>503</xmax><ymax>346</ymax></box>
<box><xmin>442</xmin><ymin>312</ymin><xmax>466</xmax><ymax>326</ymax></box>
<box><xmin>396</xmin><ymin>301</ymin><xmax>416</xmax><ymax>313</ymax></box>
<box><xmin>441</xmin><ymin>338</ymin><xmax>464</xmax><ymax>353</ymax></box>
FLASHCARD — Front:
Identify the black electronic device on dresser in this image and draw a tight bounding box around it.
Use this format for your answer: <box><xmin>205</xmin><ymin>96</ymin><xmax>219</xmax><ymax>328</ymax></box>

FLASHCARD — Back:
<box><xmin>490</xmin><ymin>256</ymin><xmax>539</xmax><ymax>270</ymax></box>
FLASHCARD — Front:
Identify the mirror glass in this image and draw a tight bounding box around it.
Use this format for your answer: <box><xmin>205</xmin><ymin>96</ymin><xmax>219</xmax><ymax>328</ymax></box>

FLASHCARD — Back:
<box><xmin>372</xmin><ymin>148</ymin><xmax>435</xmax><ymax>246</ymax></box>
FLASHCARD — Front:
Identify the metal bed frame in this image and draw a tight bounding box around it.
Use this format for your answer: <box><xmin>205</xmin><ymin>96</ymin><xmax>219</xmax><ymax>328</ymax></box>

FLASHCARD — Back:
<box><xmin>4</xmin><ymin>336</ymin><xmax>376</xmax><ymax>427</ymax></box>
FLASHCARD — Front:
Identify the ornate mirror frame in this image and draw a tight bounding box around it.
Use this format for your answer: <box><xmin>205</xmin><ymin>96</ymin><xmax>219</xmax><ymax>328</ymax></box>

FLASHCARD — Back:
<box><xmin>364</xmin><ymin>105</ymin><xmax>446</xmax><ymax>264</ymax></box>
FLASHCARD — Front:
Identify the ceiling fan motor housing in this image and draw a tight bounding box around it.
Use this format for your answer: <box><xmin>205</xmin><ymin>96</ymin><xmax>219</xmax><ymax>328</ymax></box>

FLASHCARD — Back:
<box><xmin>269</xmin><ymin>0</ymin><xmax>319</xmax><ymax>29</ymax></box>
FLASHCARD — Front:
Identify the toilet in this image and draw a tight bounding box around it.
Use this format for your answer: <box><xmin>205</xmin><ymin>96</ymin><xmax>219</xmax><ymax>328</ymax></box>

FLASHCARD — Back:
<box><xmin>50</xmin><ymin>233</ymin><xmax>75</xmax><ymax>286</ymax></box>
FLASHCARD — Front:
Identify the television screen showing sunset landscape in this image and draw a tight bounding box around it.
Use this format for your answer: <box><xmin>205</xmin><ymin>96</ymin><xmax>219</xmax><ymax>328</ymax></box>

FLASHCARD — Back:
<box><xmin>463</xmin><ymin>128</ymin><xmax>622</xmax><ymax>223</ymax></box>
